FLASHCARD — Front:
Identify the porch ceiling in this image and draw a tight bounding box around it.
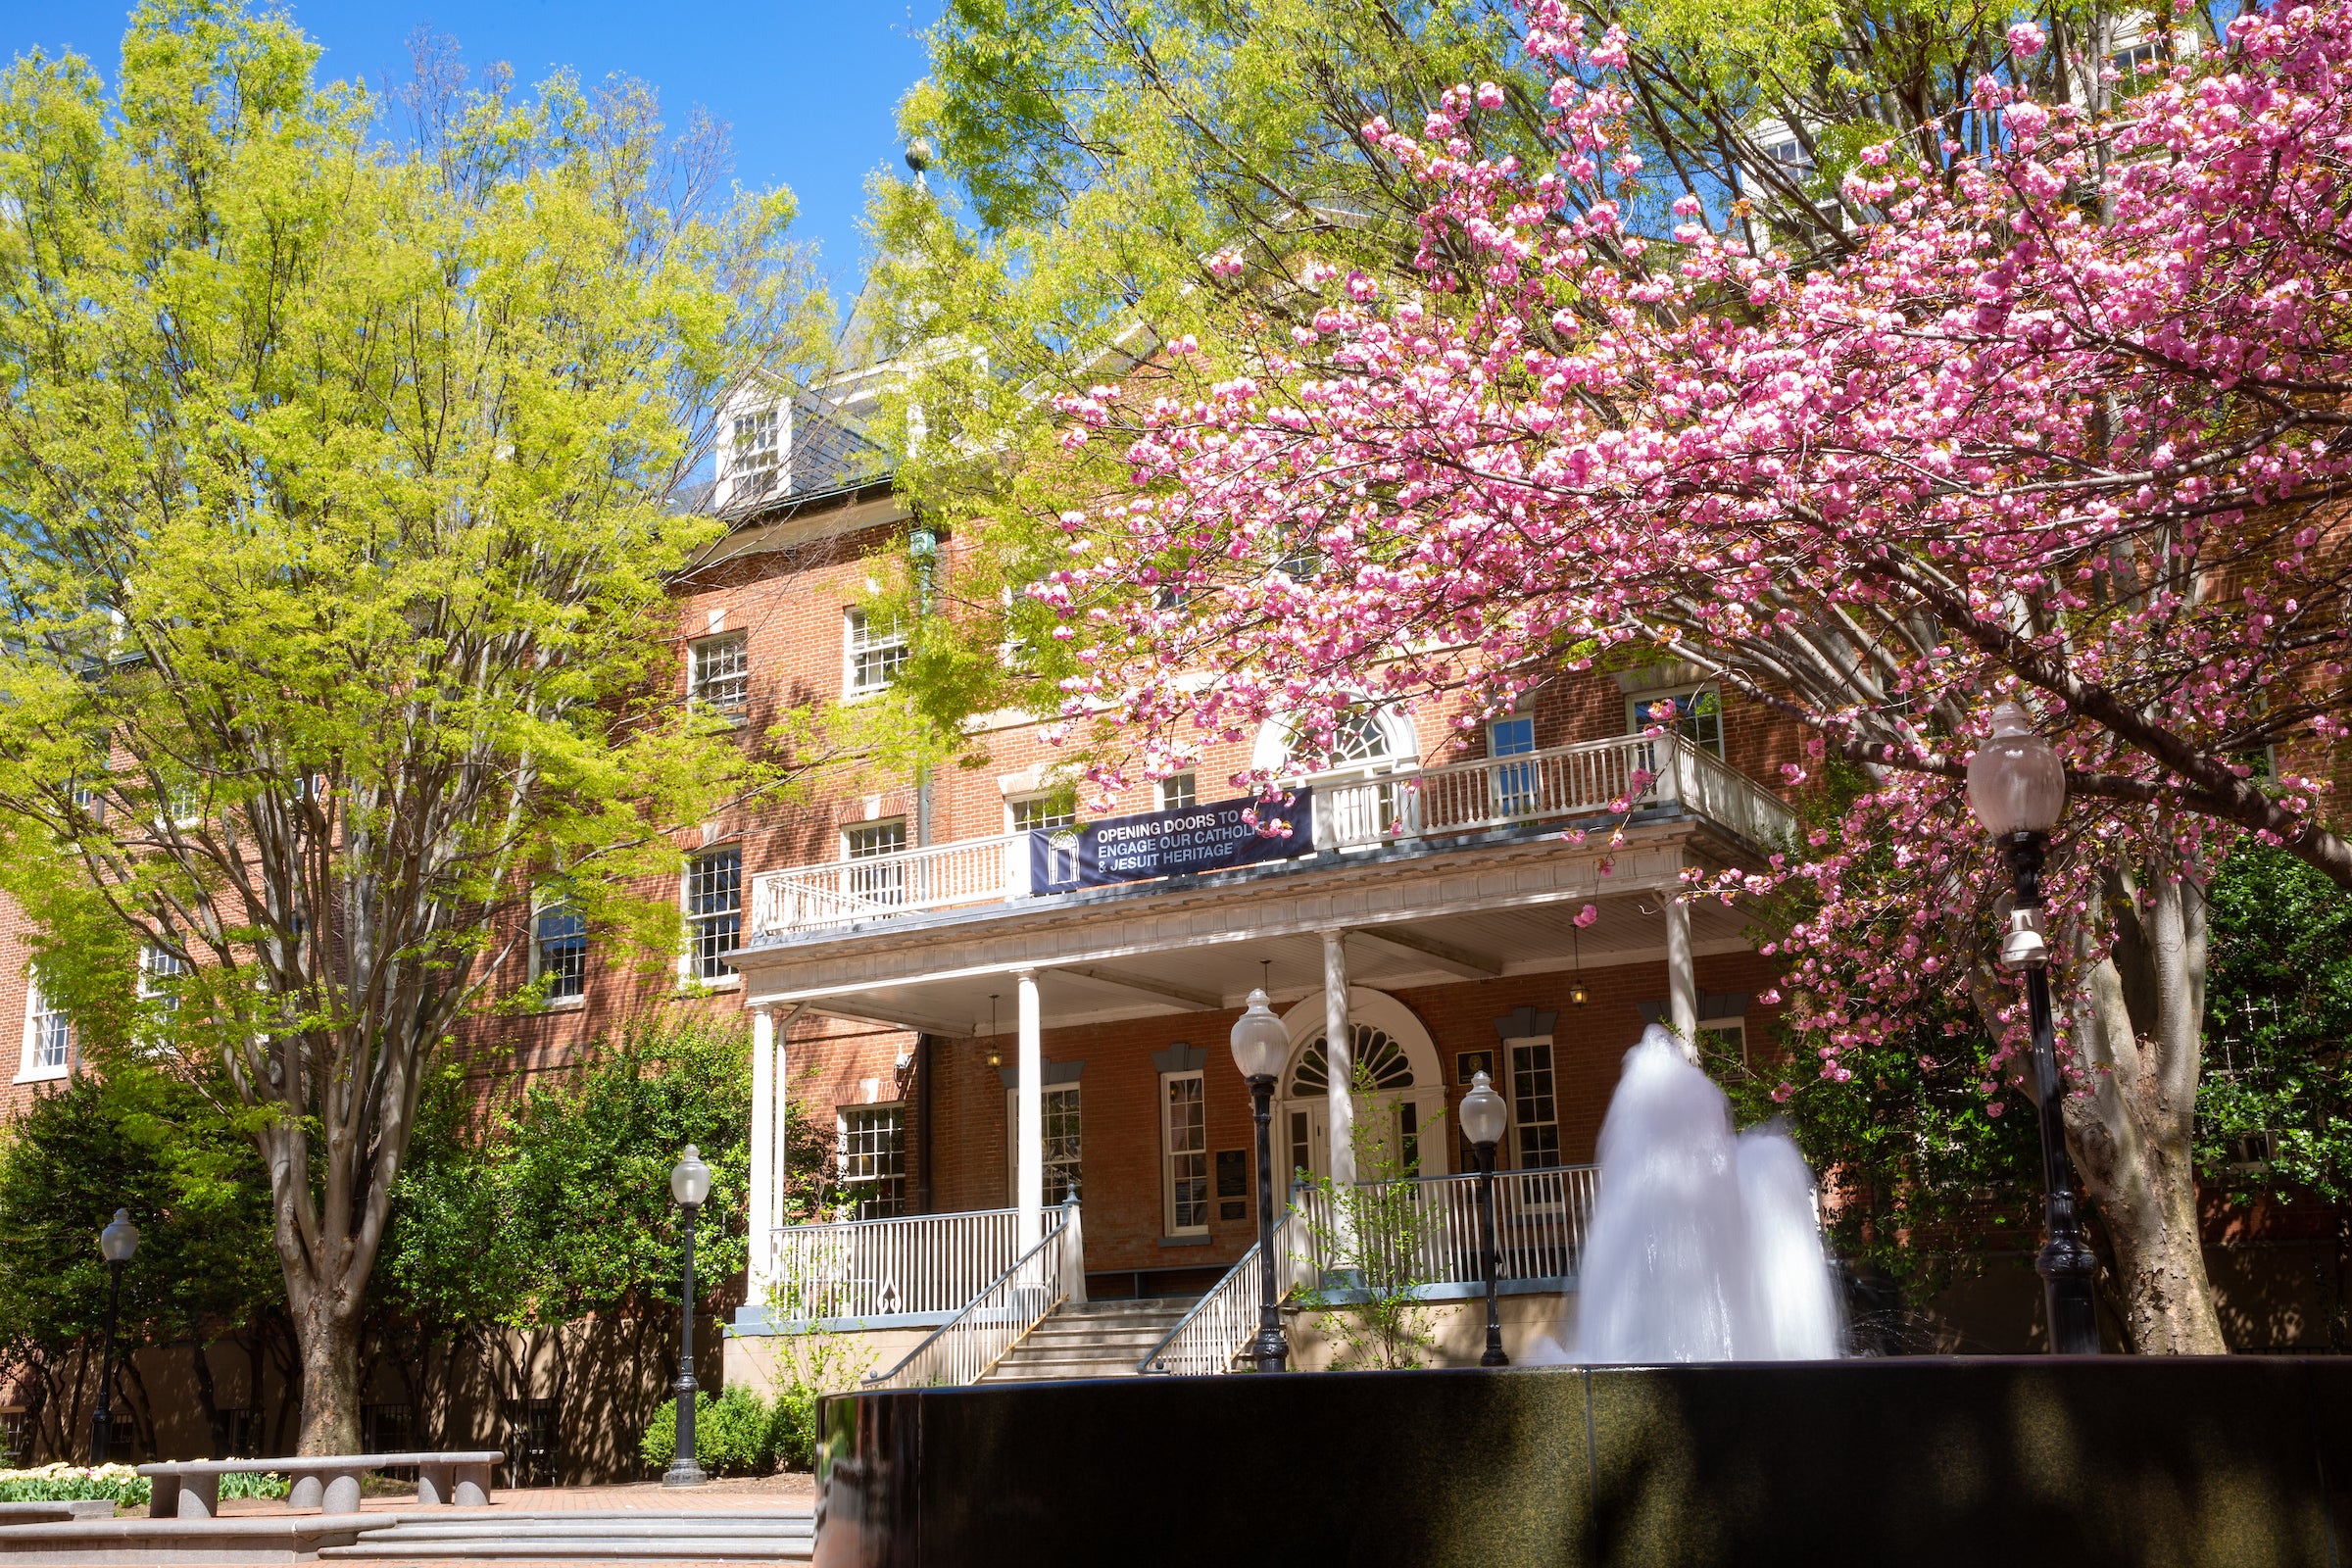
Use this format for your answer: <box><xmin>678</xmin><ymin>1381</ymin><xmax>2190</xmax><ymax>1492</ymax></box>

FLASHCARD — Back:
<box><xmin>740</xmin><ymin>823</ymin><xmax>1757</xmax><ymax>1038</ymax></box>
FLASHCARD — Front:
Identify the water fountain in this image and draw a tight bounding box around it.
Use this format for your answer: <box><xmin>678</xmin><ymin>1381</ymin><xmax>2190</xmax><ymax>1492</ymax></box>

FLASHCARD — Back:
<box><xmin>809</xmin><ymin>1023</ymin><xmax>2348</xmax><ymax>1566</ymax></box>
<box><xmin>1576</xmin><ymin>1025</ymin><xmax>1841</xmax><ymax>1362</ymax></box>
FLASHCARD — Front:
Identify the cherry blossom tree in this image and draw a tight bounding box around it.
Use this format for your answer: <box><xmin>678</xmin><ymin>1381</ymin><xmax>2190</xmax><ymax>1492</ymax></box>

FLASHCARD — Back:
<box><xmin>1040</xmin><ymin>0</ymin><xmax>2352</xmax><ymax>1349</ymax></box>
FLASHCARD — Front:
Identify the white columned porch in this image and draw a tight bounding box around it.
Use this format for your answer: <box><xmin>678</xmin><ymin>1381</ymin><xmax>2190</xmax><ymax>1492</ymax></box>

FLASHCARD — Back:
<box><xmin>1015</xmin><ymin>967</ymin><xmax>1045</xmax><ymax>1246</ymax></box>
<box><xmin>1664</xmin><ymin>880</ymin><xmax>1698</xmax><ymax>1058</ymax></box>
<box><xmin>1321</xmin><ymin>931</ymin><xmax>1354</xmax><ymax>1185</ymax></box>
<box><xmin>748</xmin><ymin>1004</ymin><xmax>777</xmax><ymax>1300</ymax></box>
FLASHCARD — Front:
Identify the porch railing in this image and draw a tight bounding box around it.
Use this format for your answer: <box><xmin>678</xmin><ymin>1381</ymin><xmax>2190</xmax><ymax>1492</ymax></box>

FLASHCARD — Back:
<box><xmin>864</xmin><ymin>1202</ymin><xmax>1086</xmax><ymax>1390</ymax></box>
<box><xmin>767</xmin><ymin>1206</ymin><xmax>1024</xmax><ymax>1322</ymax></box>
<box><xmin>1137</xmin><ymin>1202</ymin><xmax>1311</xmax><ymax>1375</ymax></box>
<box><xmin>750</xmin><ymin>735</ymin><xmax>1792</xmax><ymax>940</ymax></box>
<box><xmin>1141</xmin><ymin>1164</ymin><xmax>1600</xmax><ymax>1376</ymax></box>
<box><xmin>1292</xmin><ymin>1165</ymin><xmax>1601</xmax><ymax>1289</ymax></box>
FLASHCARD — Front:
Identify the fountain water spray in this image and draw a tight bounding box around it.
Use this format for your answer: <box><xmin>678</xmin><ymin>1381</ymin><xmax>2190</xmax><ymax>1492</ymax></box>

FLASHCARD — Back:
<box><xmin>1575</xmin><ymin>1025</ymin><xmax>1842</xmax><ymax>1361</ymax></box>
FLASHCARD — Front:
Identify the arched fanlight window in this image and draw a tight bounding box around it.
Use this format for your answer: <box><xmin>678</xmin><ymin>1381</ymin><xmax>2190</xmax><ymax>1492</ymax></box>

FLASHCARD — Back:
<box><xmin>1285</xmin><ymin>709</ymin><xmax>1396</xmax><ymax>774</ymax></box>
<box><xmin>1289</xmin><ymin>1024</ymin><xmax>1415</xmax><ymax>1096</ymax></box>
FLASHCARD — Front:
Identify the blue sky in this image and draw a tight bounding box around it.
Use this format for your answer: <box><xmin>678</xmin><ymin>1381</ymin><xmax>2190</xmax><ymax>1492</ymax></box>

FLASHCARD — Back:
<box><xmin>9</xmin><ymin>1</ymin><xmax>942</xmax><ymax>313</ymax></box>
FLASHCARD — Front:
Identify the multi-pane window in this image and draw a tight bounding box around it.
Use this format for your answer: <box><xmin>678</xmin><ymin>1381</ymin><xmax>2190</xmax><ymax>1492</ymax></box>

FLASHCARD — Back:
<box><xmin>689</xmin><ymin>633</ymin><xmax>750</xmax><ymax>721</ymax></box>
<box><xmin>139</xmin><ymin>944</ymin><xmax>187</xmax><ymax>1013</ymax></box>
<box><xmin>2110</xmin><ymin>41</ymin><xmax>2160</xmax><ymax>74</ymax></box>
<box><xmin>1161</xmin><ymin>1070</ymin><xmax>1208</xmax><ymax>1234</ymax></box>
<box><xmin>1765</xmin><ymin>136</ymin><xmax>1813</xmax><ymax>172</ymax></box>
<box><xmin>845</xmin><ymin>819</ymin><xmax>907</xmax><ymax>906</ymax></box>
<box><xmin>1628</xmin><ymin>688</ymin><xmax>1725</xmax><ymax>760</ymax></box>
<box><xmin>846</xmin><ymin>609</ymin><xmax>909</xmax><ymax>696</ymax></box>
<box><xmin>23</xmin><ymin>979</ymin><xmax>70</xmax><ymax>1077</ymax></box>
<box><xmin>534</xmin><ymin>898</ymin><xmax>586</xmax><ymax>1003</ymax></box>
<box><xmin>1006</xmin><ymin>1084</ymin><xmax>1084</xmax><ymax>1205</ymax></box>
<box><xmin>841</xmin><ymin>1104</ymin><xmax>906</xmax><ymax>1218</ymax></box>
<box><xmin>685</xmin><ymin>849</ymin><xmax>741</xmax><ymax>980</ymax></box>
<box><xmin>1510</xmin><ymin>1041</ymin><xmax>1562</xmax><ymax>1169</ymax></box>
<box><xmin>1158</xmin><ymin>774</ymin><xmax>1198</xmax><ymax>811</ymax></box>
<box><xmin>1699</xmin><ymin>1018</ymin><xmax>1748</xmax><ymax>1064</ymax></box>
<box><xmin>1489</xmin><ymin>714</ymin><xmax>1539</xmax><ymax>816</ymax></box>
<box><xmin>1009</xmin><ymin>797</ymin><xmax>1075</xmax><ymax>833</ymax></box>
<box><xmin>731</xmin><ymin>408</ymin><xmax>780</xmax><ymax>495</ymax></box>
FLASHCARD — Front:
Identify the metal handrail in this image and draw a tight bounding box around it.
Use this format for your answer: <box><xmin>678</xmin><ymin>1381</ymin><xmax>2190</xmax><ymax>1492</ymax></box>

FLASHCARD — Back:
<box><xmin>1137</xmin><ymin>1200</ymin><xmax>1307</xmax><ymax>1375</ymax></box>
<box><xmin>863</xmin><ymin>1200</ymin><xmax>1085</xmax><ymax>1390</ymax></box>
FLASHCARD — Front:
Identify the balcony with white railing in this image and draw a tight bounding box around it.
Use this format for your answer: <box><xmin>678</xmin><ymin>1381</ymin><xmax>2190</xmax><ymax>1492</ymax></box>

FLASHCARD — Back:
<box><xmin>1141</xmin><ymin>1164</ymin><xmax>1600</xmax><ymax>1375</ymax></box>
<box><xmin>749</xmin><ymin>733</ymin><xmax>1793</xmax><ymax>943</ymax></box>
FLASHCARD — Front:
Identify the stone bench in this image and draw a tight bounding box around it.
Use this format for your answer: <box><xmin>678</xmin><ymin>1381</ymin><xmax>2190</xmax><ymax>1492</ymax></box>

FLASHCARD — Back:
<box><xmin>137</xmin><ymin>1450</ymin><xmax>505</xmax><ymax>1519</ymax></box>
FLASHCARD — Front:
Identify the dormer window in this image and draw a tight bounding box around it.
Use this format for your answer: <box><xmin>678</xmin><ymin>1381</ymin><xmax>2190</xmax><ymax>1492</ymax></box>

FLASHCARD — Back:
<box><xmin>730</xmin><ymin>407</ymin><xmax>781</xmax><ymax>498</ymax></box>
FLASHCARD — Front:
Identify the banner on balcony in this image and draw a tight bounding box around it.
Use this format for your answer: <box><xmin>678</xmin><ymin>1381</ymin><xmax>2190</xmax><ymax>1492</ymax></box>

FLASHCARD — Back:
<box><xmin>1028</xmin><ymin>791</ymin><xmax>1315</xmax><ymax>893</ymax></box>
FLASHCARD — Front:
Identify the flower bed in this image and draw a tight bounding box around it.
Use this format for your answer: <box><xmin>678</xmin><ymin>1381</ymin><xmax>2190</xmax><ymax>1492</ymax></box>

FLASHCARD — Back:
<box><xmin>0</xmin><ymin>1463</ymin><xmax>291</xmax><ymax>1506</ymax></box>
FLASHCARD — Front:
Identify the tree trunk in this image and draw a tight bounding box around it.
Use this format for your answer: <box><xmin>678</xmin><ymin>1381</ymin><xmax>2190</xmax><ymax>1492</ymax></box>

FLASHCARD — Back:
<box><xmin>2062</xmin><ymin>858</ymin><xmax>2230</xmax><ymax>1353</ymax></box>
<box><xmin>291</xmin><ymin>1291</ymin><xmax>364</xmax><ymax>1455</ymax></box>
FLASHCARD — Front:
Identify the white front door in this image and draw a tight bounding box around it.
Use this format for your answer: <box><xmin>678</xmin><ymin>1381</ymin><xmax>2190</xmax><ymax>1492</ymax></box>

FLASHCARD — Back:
<box><xmin>1280</xmin><ymin>1089</ymin><xmax>1449</xmax><ymax>1183</ymax></box>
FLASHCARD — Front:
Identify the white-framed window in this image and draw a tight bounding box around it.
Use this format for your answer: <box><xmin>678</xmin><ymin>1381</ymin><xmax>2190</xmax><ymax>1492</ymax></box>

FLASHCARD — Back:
<box><xmin>1698</xmin><ymin>1016</ymin><xmax>1748</xmax><ymax>1064</ymax></box>
<box><xmin>139</xmin><ymin>943</ymin><xmax>187</xmax><ymax>1014</ymax></box>
<box><xmin>1006</xmin><ymin>1083</ymin><xmax>1084</xmax><ymax>1205</ymax></box>
<box><xmin>730</xmin><ymin>407</ymin><xmax>781</xmax><ymax>496</ymax></box>
<box><xmin>531</xmin><ymin>895</ymin><xmax>587</xmax><ymax>1004</ymax></box>
<box><xmin>1507</xmin><ymin>1039</ymin><xmax>1561</xmax><ymax>1169</ymax></box>
<box><xmin>163</xmin><ymin>781</ymin><xmax>201</xmax><ymax>828</ymax></box>
<box><xmin>1158</xmin><ymin>774</ymin><xmax>1198</xmax><ymax>811</ymax></box>
<box><xmin>1488</xmin><ymin>713</ymin><xmax>1539</xmax><ymax>816</ymax></box>
<box><xmin>846</xmin><ymin>609</ymin><xmax>908</xmax><ymax>697</ymax></box>
<box><xmin>840</xmin><ymin>1103</ymin><xmax>906</xmax><ymax>1218</ymax></box>
<box><xmin>18</xmin><ymin>977</ymin><xmax>70</xmax><ymax>1082</ymax></box>
<box><xmin>684</xmin><ymin>848</ymin><xmax>741</xmax><ymax>981</ymax></box>
<box><xmin>1627</xmin><ymin>686</ymin><xmax>1725</xmax><ymax>760</ymax></box>
<box><xmin>2111</xmin><ymin>40</ymin><xmax>2160</xmax><ymax>74</ymax></box>
<box><xmin>1160</xmin><ymin>1069</ymin><xmax>1209</xmax><ymax>1235</ymax></box>
<box><xmin>1763</xmin><ymin>135</ymin><xmax>1813</xmax><ymax>172</ymax></box>
<box><xmin>1007</xmin><ymin>796</ymin><xmax>1075</xmax><ymax>834</ymax></box>
<box><xmin>845</xmin><ymin>818</ymin><xmax>906</xmax><ymax>906</ymax></box>
<box><xmin>688</xmin><ymin>632</ymin><xmax>750</xmax><ymax>722</ymax></box>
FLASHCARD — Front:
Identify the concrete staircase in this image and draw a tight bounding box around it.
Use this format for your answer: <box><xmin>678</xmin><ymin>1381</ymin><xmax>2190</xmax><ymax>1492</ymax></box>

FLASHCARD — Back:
<box><xmin>983</xmin><ymin>1297</ymin><xmax>1198</xmax><ymax>1382</ymax></box>
<box><xmin>318</xmin><ymin>1508</ymin><xmax>814</xmax><ymax>1561</ymax></box>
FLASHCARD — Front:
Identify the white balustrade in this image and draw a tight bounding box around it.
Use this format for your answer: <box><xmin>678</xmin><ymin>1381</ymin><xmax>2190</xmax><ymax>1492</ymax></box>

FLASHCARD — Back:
<box><xmin>1141</xmin><ymin>1165</ymin><xmax>1599</xmax><ymax>1376</ymax></box>
<box><xmin>768</xmin><ymin>1207</ymin><xmax>1024</xmax><ymax>1323</ymax></box>
<box><xmin>749</xmin><ymin>737</ymin><xmax>1794</xmax><ymax>939</ymax></box>
<box><xmin>866</xmin><ymin>1202</ymin><xmax>1086</xmax><ymax>1389</ymax></box>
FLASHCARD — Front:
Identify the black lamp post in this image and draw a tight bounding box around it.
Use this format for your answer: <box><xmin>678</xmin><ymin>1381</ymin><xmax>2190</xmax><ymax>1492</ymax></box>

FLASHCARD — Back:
<box><xmin>1966</xmin><ymin>703</ymin><xmax>2101</xmax><ymax>1355</ymax></box>
<box><xmin>1229</xmin><ymin>989</ymin><xmax>1291</xmax><ymax>1374</ymax></box>
<box><xmin>664</xmin><ymin>1147</ymin><xmax>713</xmax><ymax>1486</ymax></box>
<box><xmin>90</xmin><ymin>1208</ymin><xmax>138</xmax><ymax>1464</ymax></box>
<box><xmin>1458</xmin><ymin>1072</ymin><xmax>1510</xmax><ymax>1366</ymax></box>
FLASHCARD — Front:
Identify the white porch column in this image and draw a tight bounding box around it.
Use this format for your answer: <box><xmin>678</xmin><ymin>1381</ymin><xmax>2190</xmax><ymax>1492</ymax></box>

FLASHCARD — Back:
<box><xmin>1016</xmin><ymin>967</ymin><xmax>1045</xmax><ymax>1246</ymax></box>
<box><xmin>747</xmin><ymin>1005</ymin><xmax>777</xmax><ymax>1303</ymax></box>
<box><xmin>1664</xmin><ymin>891</ymin><xmax>1699</xmax><ymax>1060</ymax></box>
<box><xmin>1322</xmin><ymin>931</ymin><xmax>1354</xmax><ymax>1187</ymax></box>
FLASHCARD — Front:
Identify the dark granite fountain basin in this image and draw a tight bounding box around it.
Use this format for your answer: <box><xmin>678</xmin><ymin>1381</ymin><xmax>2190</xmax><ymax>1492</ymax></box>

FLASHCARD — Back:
<box><xmin>811</xmin><ymin>1356</ymin><xmax>2350</xmax><ymax>1568</ymax></box>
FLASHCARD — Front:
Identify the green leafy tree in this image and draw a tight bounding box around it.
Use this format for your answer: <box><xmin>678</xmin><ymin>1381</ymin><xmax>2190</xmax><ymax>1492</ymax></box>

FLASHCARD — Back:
<box><xmin>0</xmin><ymin>2</ymin><xmax>828</xmax><ymax>1450</ymax></box>
<box><xmin>2197</xmin><ymin>847</ymin><xmax>2352</xmax><ymax>1205</ymax></box>
<box><xmin>0</xmin><ymin>1070</ymin><xmax>278</xmax><ymax>1461</ymax></box>
<box><xmin>381</xmin><ymin>1015</ymin><xmax>835</xmax><ymax>1461</ymax></box>
<box><xmin>1293</xmin><ymin>1063</ymin><xmax>1444</xmax><ymax>1369</ymax></box>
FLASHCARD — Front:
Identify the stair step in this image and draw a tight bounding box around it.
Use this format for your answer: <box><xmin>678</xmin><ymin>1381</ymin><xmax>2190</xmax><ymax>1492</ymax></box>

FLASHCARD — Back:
<box><xmin>323</xmin><ymin>1541</ymin><xmax>810</xmax><ymax>1561</ymax></box>
<box><xmin>359</xmin><ymin>1521</ymin><xmax>811</xmax><ymax>1540</ymax></box>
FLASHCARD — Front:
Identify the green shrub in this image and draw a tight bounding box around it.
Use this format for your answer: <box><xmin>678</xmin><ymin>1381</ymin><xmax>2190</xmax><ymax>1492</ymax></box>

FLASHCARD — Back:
<box><xmin>640</xmin><ymin>1387</ymin><xmax>777</xmax><ymax>1477</ymax></box>
<box><xmin>766</xmin><ymin>1332</ymin><xmax>871</xmax><ymax>1471</ymax></box>
<box><xmin>220</xmin><ymin>1472</ymin><xmax>291</xmax><ymax>1500</ymax></box>
<box><xmin>0</xmin><ymin>1464</ymin><xmax>150</xmax><ymax>1505</ymax></box>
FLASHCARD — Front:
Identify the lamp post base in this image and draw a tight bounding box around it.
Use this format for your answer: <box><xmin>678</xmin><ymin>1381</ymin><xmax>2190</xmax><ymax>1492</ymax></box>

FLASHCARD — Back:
<box><xmin>662</xmin><ymin>1463</ymin><xmax>709</xmax><ymax>1488</ymax></box>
